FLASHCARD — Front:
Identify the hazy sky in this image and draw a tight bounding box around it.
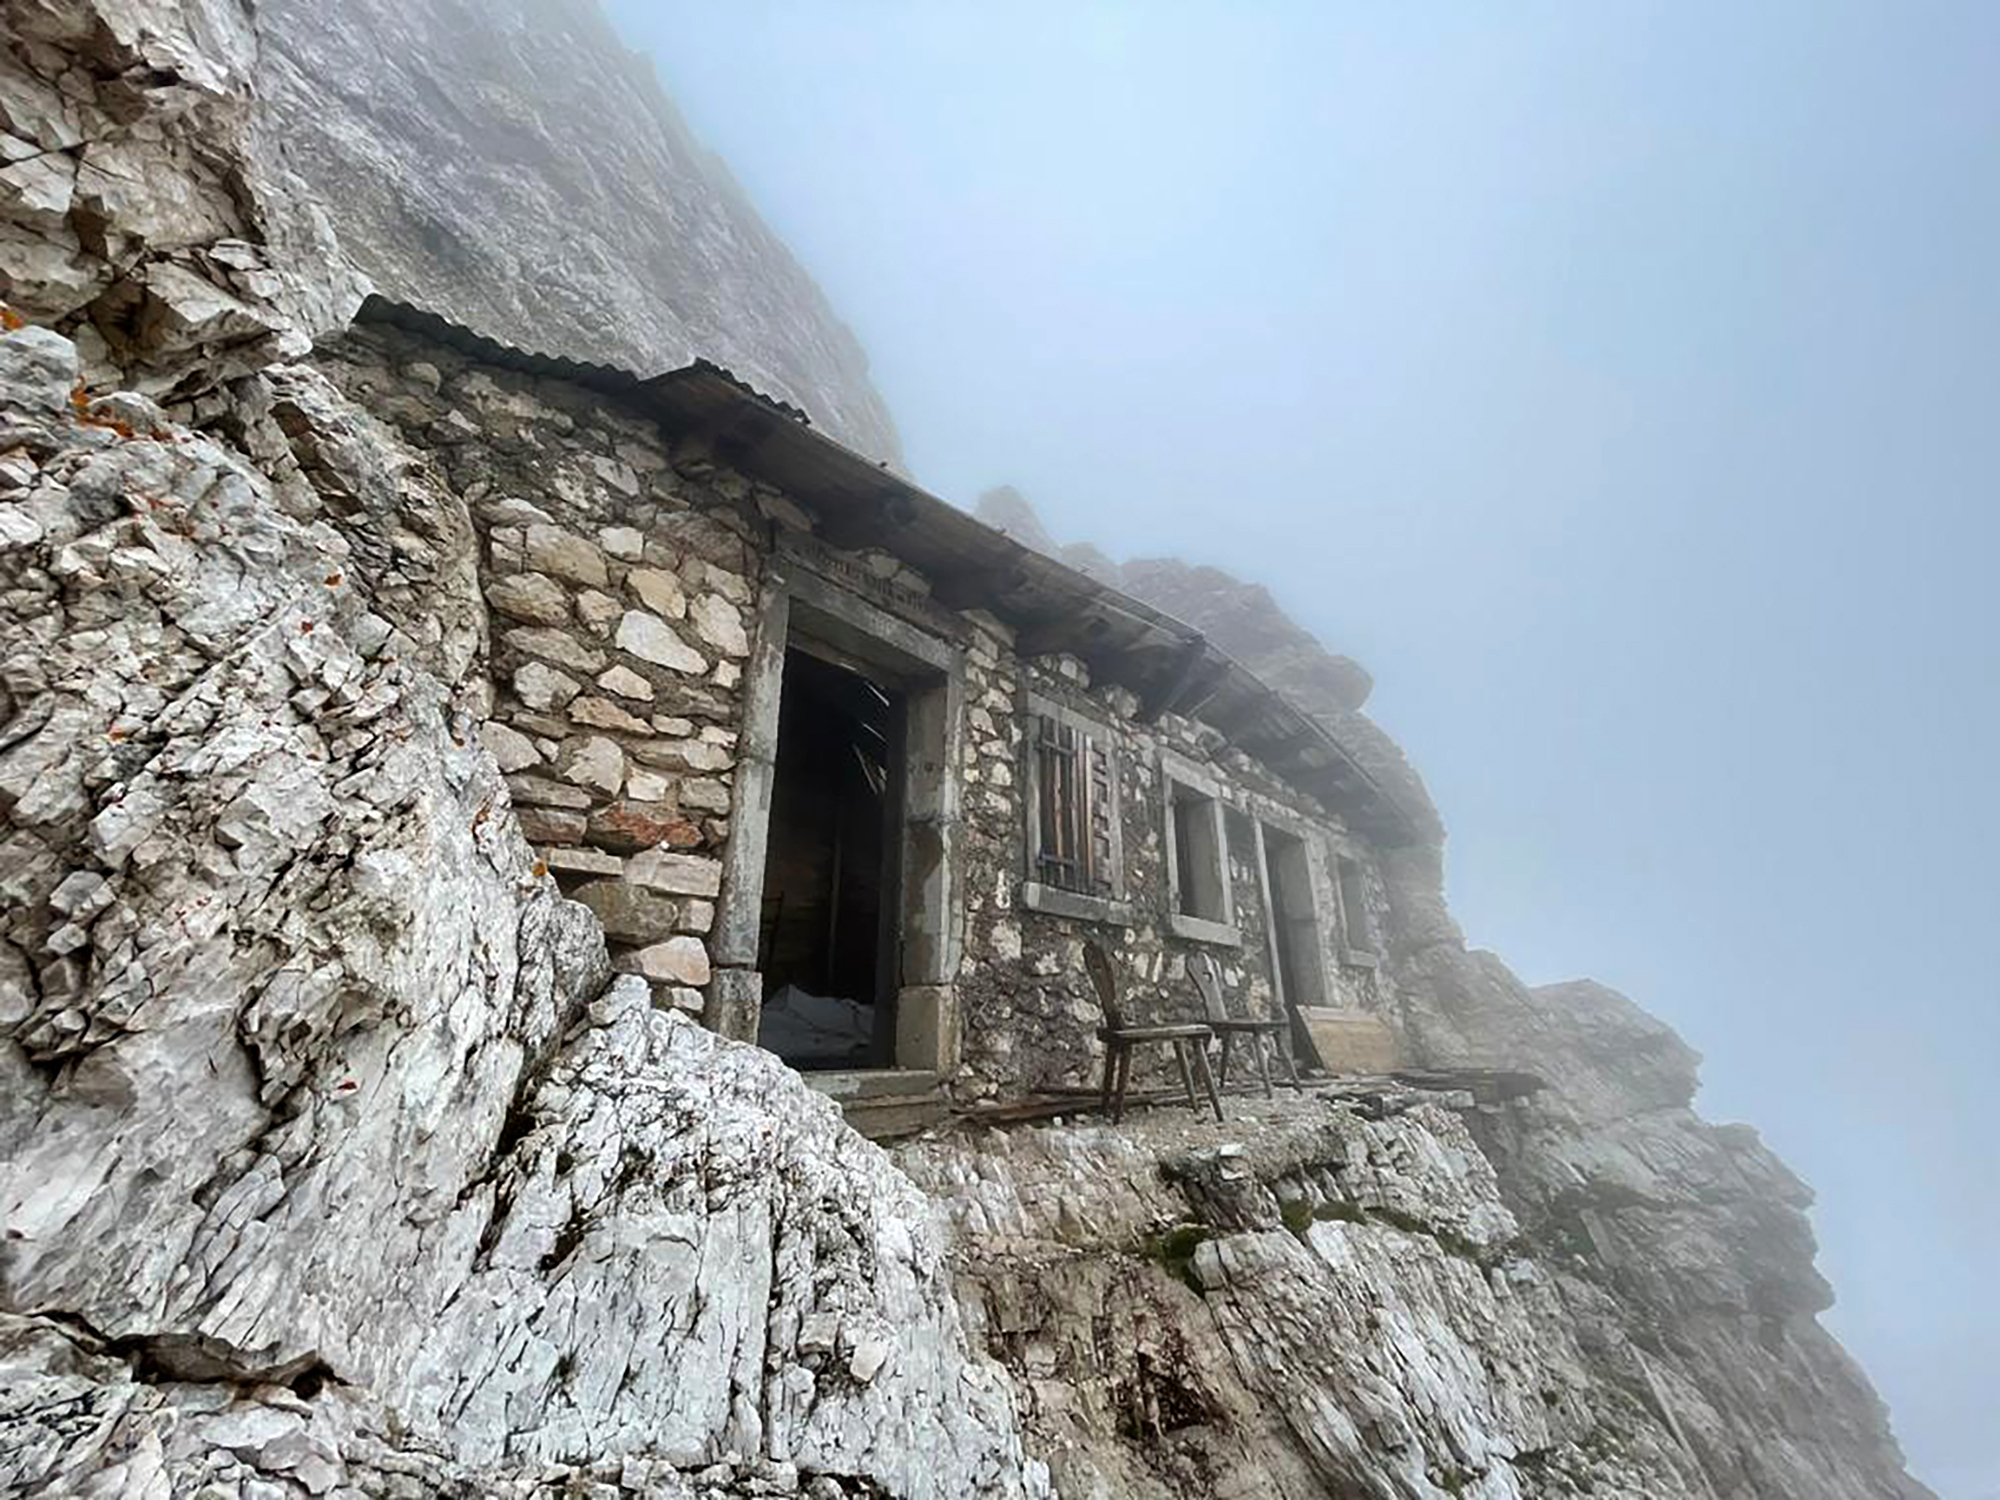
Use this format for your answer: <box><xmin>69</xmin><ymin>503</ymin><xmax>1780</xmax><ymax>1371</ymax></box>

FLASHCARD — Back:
<box><xmin>607</xmin><ymin>3</ymin><xmax>1998</xmax><ymax>1491</ymax></box>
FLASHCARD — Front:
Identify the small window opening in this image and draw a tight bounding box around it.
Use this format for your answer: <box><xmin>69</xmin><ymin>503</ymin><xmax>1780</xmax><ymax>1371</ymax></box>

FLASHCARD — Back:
<box><xmin>1035</xmin><ymin>714</ymin><xmax>1113</xmax><ymax>896</ymax></box>
<box><xmin>1171</xmin><ymin>783</ymin><xmax>1228</xmax><ymax>922</ymax></box>
<box><xmin>1336</xmin><ymin>854</ymin><xmax>1376</xmax><ymax>956</ymax></box>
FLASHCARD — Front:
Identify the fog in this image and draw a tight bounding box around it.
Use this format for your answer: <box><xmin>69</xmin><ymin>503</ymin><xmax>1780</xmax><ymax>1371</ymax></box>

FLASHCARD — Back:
<box><xmin>605</xmin><ymin>3</ymin><xmax>1998</xmax><ymax>1492</ymax></box>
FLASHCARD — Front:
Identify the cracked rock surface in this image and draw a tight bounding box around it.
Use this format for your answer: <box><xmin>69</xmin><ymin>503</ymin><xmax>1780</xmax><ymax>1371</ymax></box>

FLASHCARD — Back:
<box><xmin>0</xmin><ymin>318</ymin><xmax>1045</xmax><ymax>1499</ymax></box>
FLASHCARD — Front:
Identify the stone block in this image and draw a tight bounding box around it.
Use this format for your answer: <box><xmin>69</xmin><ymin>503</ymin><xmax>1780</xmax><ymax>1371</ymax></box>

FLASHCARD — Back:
<box><xmin>588</xmin><ymin>802</ymin><xmax>702</xmax><ymax>854</ymax></box>
<box><xmin>514</xmin><ymin>661</ymin><xmax>580</xmax><ymax>711</ymax></box>
<box><xmin>517</xmin><ymin>807</ymin><xmax>585</xmax><ymax>845</ymax></box>
<box><xmin>506</xmin><ymin>772</ymin><xmax>592</xmax><ymax>809</ymax></box>
<box><xmin>504</xmin><ymin>627</ymin><xmax>606</xmax><ymax>674</ymax></box>
<box><xmin>705</xmin><ymin>967</ymin><xmax>762</xmax><ymax>1040</ymax></box>
<box><xmin>632</xmin><ymin>738</ymin><xmax>733</xmax><ymax>773</ymax></box>
<box><xmin>568</xmin><ymin>696</ymin><xmax>650</xmax><ymax>733</ymax></box>
<box><xmin>577</xmin><ymin>589</ymin><xmax>622</xmax><ymax>634</ymax></box>
<box><xmin>600</xmin><ymin>525</ymin><xmax>644</xmax><ymax>560</ymax></box>
<box><xmin>558</xmin><ymin>735</ymin><xmax>625</xmax><ymax>795</ymax></box>
<box><xmin>525</xmin><ymin>523</ymin><xmax>608</xmax><ymax>588</ymax></box>
<box><xmin>597</xmin><ymin>664</ymin><xmax>654</xmax><ymax>700</ymax></box>
<box><xmin>486</xmin><ymin>572</ymin><xmax>569</xmax><ymax>625</ymax></box>
<box><xmin>481</xmin><ymin>720</ymin><xmax>541</xmax><ymax>772</ymax></box>
<box><xmin>572</xmin><ymin>880</ymin><xmax>680</xmax><ymax>944</ymax></box>
<box><xmin>626</xmin><ymin>567</ymin><xmax>687</xmax><ymax>619</ymax></box>
<box><xmin>540</xmin><ymin>846</ymin><xmax>625</xmax><ymax>878</ymax></box>
<box><xmin>627</xmin><ymin>850</ymin><xmax>722</xmax><ymax>897</ymax></box>
<box><xmin>621</xmin><ymin>936</ymin><xmax>711</xmax><ymax>986</ymax></box>
<box><xmin>679</xmin><ymin>778</ymin><xmax>731</xmax><ymax>814</ymax></box>
<box><xmin>688</xmin><ymin>592</ymin><xmax>748</xmax><ymax>657</ymax></box>
<box><xmin>616</xmin><ymin>610</ymin><xmax>705</xmax><ymax>674</ymax></box>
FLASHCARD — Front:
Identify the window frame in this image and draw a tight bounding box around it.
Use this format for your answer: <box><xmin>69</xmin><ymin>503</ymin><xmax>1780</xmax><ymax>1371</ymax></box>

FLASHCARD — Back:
<box><xmin>1334</xmin><ymin>849</ymin><xmax>1379</xmax><ymax>968</ymax></box>
<box><xmin>1019</xmin><ymin>688</ymin><xmax>1133</xmax><ymax>926</ymax></box>
<box><xmin>1160</xmin><ymin>750</ymin><xmax>1241</xmax><ymax>948</ymax></box>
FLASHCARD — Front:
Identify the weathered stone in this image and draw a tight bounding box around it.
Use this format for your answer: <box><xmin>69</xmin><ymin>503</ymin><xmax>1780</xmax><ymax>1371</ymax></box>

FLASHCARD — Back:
<box><xmin>600</xmin><ymin>525</ymin><xmax>644</xmax><ymax>560</ymax></box>
<box><xmin>481</xmin><ymin>720</ymin><xmax>542</xmax><ymax>772</ymax></box>
<box><xmin>571</xmin><ymin>880</ymin><xmax>679</xmax><ymax>944</ymax></box>
<box><xmin>627</xmin><ymin>566</ymin><xmax>688</xmax><ymax>619</ymax></box>
<box><xmin>524</xmin><ymin>523</ymin><xmax>608</xmax><ymax>587</ymax></box>
<box><xmin>597</xmin><ymin>664</ymin><xmax>654</xmax><ymax>701</ymax></box>
<box><xmin>576</xmin><ymin>588</ymin><xmax>623</xmax><ymax>634</ymax></box>
<box><xmin>616</xmin><ymin>609</ymin><xmax>706</xmax><ymax>674</ymax></box>
<box><xmin>622</xmin><ymin>936</ymin><xmax>711</xmax><ymax>987</ymax></box>
<box><xmin>688</xmin><ymin>593</ymin><xmax>749</xmax><ymax>657</ymax></box>
<box><xmin>557</xmin><ymin>734</ymin><xmax>625</xmax><ymax>795</ymax></box>
<box><xmin>516</xmin><ymin>806</ymin><xmax>585</xmax><ymax>844</ymax></box>
<box><xmin>504</xmin><ymin>626</ymin><xmax>606</xmax><ymax>674</ymax></box>
<box><xmin>624</xmin><ymin>767</ymin><xmax>674</xmax><ymax>804</ymax></box>
<box><xmin>631</xmin><ymin>738</ymin><xmax>734</xmax><ymax>774</ymax></box>
<box><xmin>679</xmin><ymin>778</ymin><xmax>732</xmax><ymax>814</ymax></box>
<box><xmin>567</xmin><ymin>696</ymin><xmax>650</xmax><ymax>734</ymax></box>
<box><xmin>587</xmin><ymin>803</ymin><xmax>703</xmax><ymax>855</ymax></box>
<box><xmin>626</xmin><ymin>850</ymin><xmax>723</xmax><ymax>898</ymax></box>
<box><xmin>506</xmin><ymin>773</ymin><xmax>593</xmax><ymax>810</ymax></box>
<box><xmin>512</xmin><ymin>660</ymin><xmax>580</xmax><ymax>712</ymax></box>
<box><xmin>539</xmin><ymin>845</ymin><xmax>625</xmax><ymax>878</ymax></box>
<box><xmin>485</xmin><ymin>572</ymin><xmax>570</xmax><ymax>625</ymax></box>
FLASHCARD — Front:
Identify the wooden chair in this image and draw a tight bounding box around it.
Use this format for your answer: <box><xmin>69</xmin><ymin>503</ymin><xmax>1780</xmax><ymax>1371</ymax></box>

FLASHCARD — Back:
<box><xmin>1187</xmin><ymin>950</ymin><xmax>1303</xmax><ymax>1098</ymax></box>
<box><xmin>1085</xmin><ymin>942</ymin><xmax>1223</xmax><ymax>1123</ymax></box>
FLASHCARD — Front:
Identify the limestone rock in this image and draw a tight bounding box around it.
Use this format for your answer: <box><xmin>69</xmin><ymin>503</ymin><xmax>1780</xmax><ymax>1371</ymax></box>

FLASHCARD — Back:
<box><xmin>558</xmin><ymin>734</ymin><xmax>626</xmax><ymax>795</ymax></box>
<box><xmin>0</xmin><ymin>320</ymin><xmax>1042</xmax><ymax>1500</ymax></box>
<box><xmin>617</xmin><ymin>609</ymin><xmax>706</xmax><ymax>674</ymax></box>
<box><xmin>525</xmin><ymin>523</ymin><xmax>608</xmax><ymax>588</ymax></box>
<box><xmin>515</xmin><ymin>660</ymin><xmax>581</xmax><ymax>711</ymax></box>
<box><xmin>624</xmin><ymin>936</ymin><xmax>712</xmax><ymax>986</ymax></box>
<box><xmin>488</xmin><ymin>572</ymin><xmax>571</xmax><ymax>625</ymax></box>
<box><xmin>689</xmin><ymin>592</ymin><xmax>749</xmax><ymax>657</ymax></box>
<box><xmin>628</xmin><ymin>850</ymin><xmax>724</xmax><ymax>898</ymax></box>
<box><xmin>628</xmin><ymin>565</ymin><xmax>689</xmax><ymax>619</ymax></box>
<box><xmin>257</xmin><ymin>0</ymin><xmax>901</xmax><ymax>464</ymax></box>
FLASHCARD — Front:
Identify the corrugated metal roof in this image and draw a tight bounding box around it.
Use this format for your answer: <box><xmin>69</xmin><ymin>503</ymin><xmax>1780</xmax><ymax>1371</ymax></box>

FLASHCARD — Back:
<box><xmin>351</xmin><ymin>294</ymin><xmax>1426</xmax><ymax>843</ymax></box>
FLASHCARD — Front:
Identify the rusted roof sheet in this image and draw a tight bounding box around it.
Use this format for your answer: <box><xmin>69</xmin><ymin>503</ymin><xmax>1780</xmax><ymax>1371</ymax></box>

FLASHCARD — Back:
<box><xmin>351</xmin><ymin>295</ymin><xmax>1426</xmax><ymax>843</ymax></box>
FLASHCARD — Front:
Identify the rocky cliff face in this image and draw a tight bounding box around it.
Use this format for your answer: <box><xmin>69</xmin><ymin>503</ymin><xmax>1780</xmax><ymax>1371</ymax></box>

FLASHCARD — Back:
<box><xmin>0</xmin><ymin>5</ymin><xmax>1935</xmax><ymax>1499</ymax></box>
<box><xmin>256</xmin><ymin>0</ymin><xmax>902</xmax><ymax>466</ymax></box>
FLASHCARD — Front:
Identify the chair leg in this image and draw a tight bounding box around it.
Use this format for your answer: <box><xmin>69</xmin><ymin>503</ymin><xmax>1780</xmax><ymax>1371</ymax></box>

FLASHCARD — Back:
<box><xmin>1099</xmin><ymin>1042</ymin><xmax>1118</xmax><ymax>1118</ymax></box>
<box><xmin>1190</xmin><ymin>1036</ymin><xmax>1225</xmax><ymax>1123</ymax></box>
<box><xmin>1111</xmin><ymin>1044</ymin><xmax>1132</xmax><ymax>1124</ymax></box>
<box><xmin>1257</xmin><ymin>1032</ymin><xmax>1275</xmax><ymax>1099</ymax></box>
<box><xmin>1172</xmin><ymin>1039</ymin><xmax>1201</xmax><ymax>1116</ymax></box>
<box><xmin>1280</xmin><ymin>1030</ymin><xmax>1305</xmax><ymax>1090</ymax></box>
<box><xmin>1216</xmin><ymin>1032</ymin><xmax>1234</xmax><ymax>1092</ymax></box>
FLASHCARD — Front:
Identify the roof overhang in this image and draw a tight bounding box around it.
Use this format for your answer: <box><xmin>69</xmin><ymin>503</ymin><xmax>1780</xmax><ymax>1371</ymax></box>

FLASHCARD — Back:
<box><xmin>352</xmin><ymin>295</ymin><xmax>1425</xmax><ymax>843</ymax></box>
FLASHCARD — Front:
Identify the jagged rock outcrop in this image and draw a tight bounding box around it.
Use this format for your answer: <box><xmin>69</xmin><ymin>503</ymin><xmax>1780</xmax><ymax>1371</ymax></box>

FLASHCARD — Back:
<box><xmin>898</xmin><ymin>993</ymin><xmax>1934</xmax><ymax>1500</ymax></box>
<box><xmin>0</xmin><ymin>5</ymin><xmax>1937</xmax><ymax>1499</ymax></box>
<box><xmin>256</xmin><ymin>0</ymin><xmax>902</xmax><ymax>465</ymax></box>
<box><xmin>0</xmin><ymin>0</ymin><xmax>359</xmax><ymax>396</ymax></box>
<box><xmin>0</xmin><ymin>318</ymin><xmax>1045</xmax><ymax>1497</ymax></box>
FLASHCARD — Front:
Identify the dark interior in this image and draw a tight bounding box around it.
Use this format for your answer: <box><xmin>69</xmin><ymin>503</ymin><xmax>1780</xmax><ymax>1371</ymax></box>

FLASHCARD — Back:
<box><xmin>755</xmin><ymin>646</ymin><xmax>904</xmax><ymax>1070</ymax></box>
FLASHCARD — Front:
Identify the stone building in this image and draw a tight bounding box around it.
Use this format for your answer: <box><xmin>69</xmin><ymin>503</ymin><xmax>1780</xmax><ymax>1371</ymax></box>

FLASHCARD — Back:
<box><xmin>317</xmin><ymin>298</ymin><xmax>1425</xmax><ymax>1129</ymax></box>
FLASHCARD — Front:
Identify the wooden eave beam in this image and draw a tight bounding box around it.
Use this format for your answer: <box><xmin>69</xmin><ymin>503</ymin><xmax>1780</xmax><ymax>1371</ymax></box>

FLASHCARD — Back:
<box><xmin>1134</xmin><ymin>634</ymin><xmax>1211</xmax><ymax>724</ymax></box>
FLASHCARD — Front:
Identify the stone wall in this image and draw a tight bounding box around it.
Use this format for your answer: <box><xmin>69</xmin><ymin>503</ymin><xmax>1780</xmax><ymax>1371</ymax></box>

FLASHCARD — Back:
<box><xmin>312</xmin><ymin>321</ymin><xmax>1401</xmax><ymax>1104</ymax></box>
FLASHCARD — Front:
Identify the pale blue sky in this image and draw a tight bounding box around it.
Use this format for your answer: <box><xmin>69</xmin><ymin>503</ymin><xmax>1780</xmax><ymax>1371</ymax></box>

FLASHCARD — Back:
<box><xmin>607</xmin><ymin>3</ymin><xmax>1998</xmax><ymax>1491</ymax></box>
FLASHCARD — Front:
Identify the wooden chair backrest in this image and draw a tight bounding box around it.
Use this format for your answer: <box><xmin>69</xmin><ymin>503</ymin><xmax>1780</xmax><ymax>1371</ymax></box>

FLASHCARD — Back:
<box><xmin>1083</xmin><ymin>941</ymin><xmax>1127</xmax><ymax>1030</ymax></box>
<box><xmin>1187</xmin><ymin>951</ymin><xmax>1231</xmax><ymax>1023</ymax></box>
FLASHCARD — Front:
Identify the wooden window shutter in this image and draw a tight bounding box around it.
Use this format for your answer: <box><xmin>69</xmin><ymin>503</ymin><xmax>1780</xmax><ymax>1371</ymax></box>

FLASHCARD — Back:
<box><xmin>1085</xmin><ymin>733</ymin><xmax>1114</xmax><ymax>895</ymax></box>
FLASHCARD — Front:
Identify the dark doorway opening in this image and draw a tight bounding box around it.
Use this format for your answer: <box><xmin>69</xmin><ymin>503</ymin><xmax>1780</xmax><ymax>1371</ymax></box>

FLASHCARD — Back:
<box><xmin>756</xmin><ymin>646</ymin><xmax>905</xmax><ymax>1070</ymax></box>
<box><xmin>1262</xmin><ymin>826</ymin><xmax>1326</xmax><ymax>1015</ymax></box>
